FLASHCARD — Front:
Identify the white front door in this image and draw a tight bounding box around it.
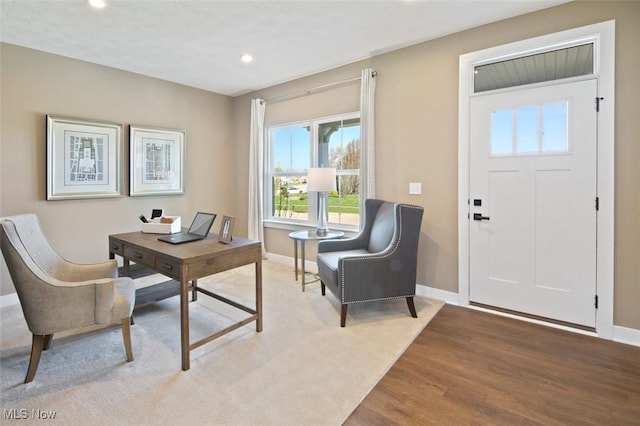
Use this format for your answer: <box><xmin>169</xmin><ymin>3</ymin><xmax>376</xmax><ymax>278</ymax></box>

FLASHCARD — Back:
<box><xmin>469</xmin><ymin>79</ymin><xmax>598</xmax><ymax>327</ymax></box>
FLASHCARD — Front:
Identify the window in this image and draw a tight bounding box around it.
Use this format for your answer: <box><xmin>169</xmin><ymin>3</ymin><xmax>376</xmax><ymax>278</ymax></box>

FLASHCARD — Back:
<box><xmin>491</xmin><ymin>102</ymin><xmax>568</xmax><ymax>156</ymax></box>
<box><xmin>474</xmin><ymin>43</ymin><xmax>594</xmax><ymax>93</ymax></box>
<box><xmin>266</xmin><ymin>113</ymin><xmax>361</xmax><ymax>229</ymax></box>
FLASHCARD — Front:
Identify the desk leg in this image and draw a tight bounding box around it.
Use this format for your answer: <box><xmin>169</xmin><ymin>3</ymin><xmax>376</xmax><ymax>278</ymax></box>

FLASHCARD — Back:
<box><xmin>191</xmin><ymin>279</ymin><xmax>198</xmax><ymax>301</ymax></box>
<box><xmin>256</xmin><ymin>260</ymin><xmax>263</xmax><ymax>332</ymax></box>
<box><xmin>301</xmin><ymin>240</ymin><xmax>306</xmax><ymax>292</ymax></box>
<box><xmin>180</xmin><ymin>267</ymin><xmax>190</xmax><ymax>371</ymax></box>
<box><xmin>293</xmin><ymin>240</ymin><xmax>298</xmax><ymax>281</ymax></box>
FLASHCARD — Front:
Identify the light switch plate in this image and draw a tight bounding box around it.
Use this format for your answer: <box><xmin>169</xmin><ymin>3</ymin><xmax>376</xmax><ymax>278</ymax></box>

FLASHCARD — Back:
<box><xmin>409</xmin><ymin>182</ymin><xmax>422</xmax><ymax>195</ymax></box>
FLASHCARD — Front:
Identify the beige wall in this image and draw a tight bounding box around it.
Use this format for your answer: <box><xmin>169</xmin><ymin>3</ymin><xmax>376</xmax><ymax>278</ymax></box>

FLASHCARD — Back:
<box><xmin>2</xmin><ymin>2</ymin><xmax>637</xmax><ymax>330</ymax></box>
<box><xmin>233</xmin><ymin>1</ymin><xmax>640</xmax><ymax>329</ymax></box>
<box><xmin>0</xmin><ymin>44</ymin><xmax>235</xmax><ymax>295</ymax></box>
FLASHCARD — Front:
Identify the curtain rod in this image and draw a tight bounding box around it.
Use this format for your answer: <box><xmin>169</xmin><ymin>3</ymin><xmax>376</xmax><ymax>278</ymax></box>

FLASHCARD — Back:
<box><xmin>262</xmin><ymin>73</ymin><xmax>373</xmax><ymax>105</ymax></box>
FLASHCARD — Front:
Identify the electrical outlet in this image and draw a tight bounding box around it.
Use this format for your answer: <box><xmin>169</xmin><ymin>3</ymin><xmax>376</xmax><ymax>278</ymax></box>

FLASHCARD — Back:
<box><xmin>409</xmin><ymin>182</ymin><xmax>422</xmax><ymax>195</ymax></box>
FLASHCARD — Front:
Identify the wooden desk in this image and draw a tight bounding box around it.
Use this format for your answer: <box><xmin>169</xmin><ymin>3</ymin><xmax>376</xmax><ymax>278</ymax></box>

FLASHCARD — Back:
<box><xmin>108</xmin><ymin>231</ymin><xmax>262</xmax><ymax>371</ymax></box>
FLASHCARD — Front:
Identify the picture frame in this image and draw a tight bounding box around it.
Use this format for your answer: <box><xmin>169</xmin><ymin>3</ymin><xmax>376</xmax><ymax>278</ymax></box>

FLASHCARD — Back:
<box><xmin>46</xmin><ymin>115</ymin><xmax>123</xmax><ymax>200</ymax></box>
<box><xmin>130</xmin><ymin>125</ymin><xmax>185</xmax><ymax>196</ymax></box>
<box><xmin>218</xmin><ymin>216</ymin><xmax>235</xmax><ymax>244</ymax></box>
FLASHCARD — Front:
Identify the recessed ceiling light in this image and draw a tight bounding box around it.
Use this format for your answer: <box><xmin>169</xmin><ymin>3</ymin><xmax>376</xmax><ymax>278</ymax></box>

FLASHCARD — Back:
<box><xmin>88</xmin><ymin>0</ymin><xmax>106</xmax><ymax>9</ymax></box>
<box><xmin>241</xmin><ymin>54</ymin><xmax>253</xmax><ymax>64</ymax></box>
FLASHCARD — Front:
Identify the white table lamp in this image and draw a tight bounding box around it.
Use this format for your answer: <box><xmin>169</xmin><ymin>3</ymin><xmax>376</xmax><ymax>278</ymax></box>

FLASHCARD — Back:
<box><xmin>307</xmin><ymin>167</ymin><xmax>336</xmax><ymax>236</ymax></box>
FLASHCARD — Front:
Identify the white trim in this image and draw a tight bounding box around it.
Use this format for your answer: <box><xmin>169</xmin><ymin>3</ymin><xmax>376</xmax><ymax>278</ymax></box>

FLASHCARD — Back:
<box><xmin>417</xmin><ymin>285</ymin><xmax>639</xmax><ymax>347</ymax></box>
<box><xmin>265</xmin><ymin>111</ymin><xmax>361</xmax><ymax>229</ymax></box>
<box><xmin>415</xmin><ymin>284</ymin><xmax>459</xmax><ymax>304</ymax></box>
<box><xmin>467</xmin><ymin>303</ymin><xmax>600</xmax><ymax>338</ymax></box>
<box><xmin>471</xmin><ymin>36</ymin><xmax>600</xmax><ymax>70</ymax></box>
<box><xmin>458</xmin><ymin>21</ymin><xmax>615</xmax><ymax>339</ymax></box>
<box><xmin>0</xmin><ymin>292</ymin><xmax>19</xmax><ymax>308</ymax></box>
<box><xmin>613</xmin><ymin>326</ymin><xmax>640</xmax><ymax>348</ymax></box>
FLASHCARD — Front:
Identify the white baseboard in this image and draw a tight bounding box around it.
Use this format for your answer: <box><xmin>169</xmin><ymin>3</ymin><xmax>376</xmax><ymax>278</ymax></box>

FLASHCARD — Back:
<box><xmin>613</xmin><ymin>325</ymin><xmax>640</xmax><ymax>347</ymax></box>
<box><xmin>4</xmin><ymin>263</ymin><xmax>637</xmax><ymax>348</ymax></box>
<box><xmin>0</xmin><ymin>292</ymin><xmax>19</xmax><ymax>308</ymax></box>
<box><xmin>415</xmin><ymin>284</ymin><xmax>459</xmax><ymax>304</ymax></box>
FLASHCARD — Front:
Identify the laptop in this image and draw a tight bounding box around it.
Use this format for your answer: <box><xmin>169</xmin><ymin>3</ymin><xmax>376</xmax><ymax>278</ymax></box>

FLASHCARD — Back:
<box><xmin>158</xmin><ymin>212</ymin><xmax>217</xmax><ymax>244</ymax></box>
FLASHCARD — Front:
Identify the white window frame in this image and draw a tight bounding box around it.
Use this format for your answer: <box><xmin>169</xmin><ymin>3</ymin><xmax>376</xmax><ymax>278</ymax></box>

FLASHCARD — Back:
<box><xmin>264</xmin><ymin>111</ymin><xmax>363</xmax><ymax>232</ymax></box>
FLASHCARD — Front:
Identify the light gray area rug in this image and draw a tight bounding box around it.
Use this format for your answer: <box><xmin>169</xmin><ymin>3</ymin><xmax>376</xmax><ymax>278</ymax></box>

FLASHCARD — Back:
<box><xmin>0</xmin><ymin>260</ymin><xmax>443</xmax><ymax>425</ymax></box>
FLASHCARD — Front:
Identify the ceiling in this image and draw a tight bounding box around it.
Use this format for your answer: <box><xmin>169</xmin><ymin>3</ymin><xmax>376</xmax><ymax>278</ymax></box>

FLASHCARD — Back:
<box><xmin>0</xmin><ymin>0</ymin><xmax>570</xmax><ymax>97</ymax></box>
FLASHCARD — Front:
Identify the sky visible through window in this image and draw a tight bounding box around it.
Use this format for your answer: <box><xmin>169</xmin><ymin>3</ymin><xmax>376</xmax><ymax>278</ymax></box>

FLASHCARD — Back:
<box><xmin>272</xmin><ymin>125</ymin><xmax>361</xmax><ymax>172</ymax></box>
<box><xmin>272</xmin><ymin>127</ymin><xmax>310</xmax><ymax>173</ymax></box>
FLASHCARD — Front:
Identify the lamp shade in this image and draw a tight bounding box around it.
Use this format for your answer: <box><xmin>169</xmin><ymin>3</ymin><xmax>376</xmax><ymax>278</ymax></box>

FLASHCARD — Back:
<box><xmin>307</xmin><ymin>168</ymin><xmax>336</xmax><ymax>192</ymax></box>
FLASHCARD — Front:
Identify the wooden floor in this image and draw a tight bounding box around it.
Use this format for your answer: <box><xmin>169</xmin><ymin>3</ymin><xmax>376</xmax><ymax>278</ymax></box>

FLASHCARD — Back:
<box><xmin>345</xmin><ymin>304</ymin><xmax>640</xmax><ymax>425</ymax></box>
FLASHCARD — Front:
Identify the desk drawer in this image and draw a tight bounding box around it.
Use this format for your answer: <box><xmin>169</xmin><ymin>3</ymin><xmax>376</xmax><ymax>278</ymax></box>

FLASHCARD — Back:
<box><xmin>156</xmin><ymin>257</ymin><xmax>180</xmax><ymax>279</ymax></box>
<box><xmin>188</xmin><ymin>248</ymin><xmax>259</xmax><ymax>279</ymax></box>
<box><xmin>109</xmin><ymin>239</ymin><xmax>123</xmax><ymax>257</ymax></box>
<box><xmin>123</xmin><ymin>246</ymin><xmax>155</xmax><ymax>268</ymax></box>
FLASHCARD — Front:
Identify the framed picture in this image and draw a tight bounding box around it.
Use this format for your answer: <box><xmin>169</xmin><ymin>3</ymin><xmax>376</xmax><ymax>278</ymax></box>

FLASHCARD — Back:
<box><xmin>218</xmin><ymin>216</ymin><xmax>235</xmax><ymax>244</ymax></box>
<box><xmin>130</xmin><ymin>125</ymin><xmax>185</xmax><ymax>196</ymax></box>
<box><xmin>46</xmin><ymin>115</ymin><xmax>123</xmax><ymax>200</ymax></box>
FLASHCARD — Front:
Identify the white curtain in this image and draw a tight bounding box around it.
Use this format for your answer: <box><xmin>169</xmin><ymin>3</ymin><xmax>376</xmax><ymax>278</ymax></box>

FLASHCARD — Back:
<box><xmin>360</xmin><ymin>68</ymin><xmax>377</xmax><ymax>225</ymax></box>
<box><xmin>248</xmin><ymin>98</ymin><xmax>267</xmax><ymax>257</ymax></box>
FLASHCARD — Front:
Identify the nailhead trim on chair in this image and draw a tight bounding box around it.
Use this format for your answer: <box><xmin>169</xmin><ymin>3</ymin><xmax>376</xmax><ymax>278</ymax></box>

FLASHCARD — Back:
<box><xmin>339</xmin><ymin>204</ymin><xmax>421</xmax><ymax>303</ymax></box>
<box><xmin>343</xmin><ymin>294</ymin><xmax>415</xmax><ymax>305</ymax></box>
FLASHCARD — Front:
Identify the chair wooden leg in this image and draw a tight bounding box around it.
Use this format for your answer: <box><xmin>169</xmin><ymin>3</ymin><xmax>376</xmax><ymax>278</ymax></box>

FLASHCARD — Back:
<box><xmin>25</xmin><ymin>334</ymin><xmax>46</xmax><ymax>383</ymax></box>
<box><xmin>43</xmin><ymin>334</ymin><xmax>53</xmax><ymax>350</ymax></box>
<box><xmin>121</xmin><ymin>318</ymin><xmax>134</xmax><ymax>362</ymax></box>
<box><xmin>321</xmin><ymin>281</ymin><xmax>326</xmax><ymax>296</ymax></box>
<box><xmin>340</xmin><ymin>304</ymin><xmax>348</xmax><ymax>327</ymax></box>
<box><xmin>406</xmin><ymin>296</ymin><xmax>418</xmax><ymax>318</ymax></box>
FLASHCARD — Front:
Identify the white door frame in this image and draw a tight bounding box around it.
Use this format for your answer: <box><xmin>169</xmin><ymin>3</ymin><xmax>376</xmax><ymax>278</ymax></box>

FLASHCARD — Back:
<box><xmin>458</xmin><ymin>21</ymin><xmax>615</xmax><ymax>338</ymax></box>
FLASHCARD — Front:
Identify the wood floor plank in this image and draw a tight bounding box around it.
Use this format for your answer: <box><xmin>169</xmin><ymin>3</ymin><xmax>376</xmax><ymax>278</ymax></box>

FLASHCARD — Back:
<box><xmin>345</xmin><ymin>304</ymin><xmax>640</xmax><ymax>425</ymax></box>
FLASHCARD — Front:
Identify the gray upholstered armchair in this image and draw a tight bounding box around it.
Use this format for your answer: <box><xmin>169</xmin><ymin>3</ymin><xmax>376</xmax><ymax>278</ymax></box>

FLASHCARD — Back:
<box><xmin>317</xmin><ymin>199</ymin><xmax>424</xmax><ymax>327</ymax></box>
<box><xmin>0</xmin><ymin>214</ymin><xmax>135</xmax><ymax>383</ymax></box>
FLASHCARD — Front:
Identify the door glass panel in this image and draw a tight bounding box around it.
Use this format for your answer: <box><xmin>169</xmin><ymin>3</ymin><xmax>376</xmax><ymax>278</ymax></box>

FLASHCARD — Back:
<box><xmin>491</xmin><ymin>109</ymin><xmax>512</xmax><ymax>155</ymax></box>
<box><xmin>491</xmin><ymin>102</ymin><xmax>568</xmax><ymax>156</ymax></box>
<box><xmin>542</xmin><ymin>103</ymin><xmax>568</xmax><ymax>152</ymax></box>
<box><xmin>516</xmin><ymin>106</ymin><xmax>539</xmax><ymax>153</ymax></box>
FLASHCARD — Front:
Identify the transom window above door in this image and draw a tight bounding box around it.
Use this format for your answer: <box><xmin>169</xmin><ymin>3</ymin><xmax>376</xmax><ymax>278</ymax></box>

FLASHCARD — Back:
<box><xmin>474</xmin><ymin>43</ymin><xmax>594</xmax><ymax>93</ymax></box>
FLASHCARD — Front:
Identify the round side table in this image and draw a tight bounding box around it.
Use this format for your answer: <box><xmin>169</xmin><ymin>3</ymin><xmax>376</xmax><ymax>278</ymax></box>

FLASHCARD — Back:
<box><xmin>288</xmin><ymin>230</ymin><xmax>344</xmax><ymax>291</ymax></box>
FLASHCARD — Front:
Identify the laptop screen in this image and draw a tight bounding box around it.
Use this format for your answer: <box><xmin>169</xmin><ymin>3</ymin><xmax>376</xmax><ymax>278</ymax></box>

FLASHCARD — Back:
<box><xmin>188</xmin><ymin>212</ymin><xmax>216</xmax><ymax>236</ymax></box>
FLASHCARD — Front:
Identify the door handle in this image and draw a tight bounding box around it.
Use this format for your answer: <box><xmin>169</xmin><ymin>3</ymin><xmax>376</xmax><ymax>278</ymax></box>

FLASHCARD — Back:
<box><xmin>473</xmin><ymin>213</ymin><xmax>490</xmax><ymax>221</ymax></box>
